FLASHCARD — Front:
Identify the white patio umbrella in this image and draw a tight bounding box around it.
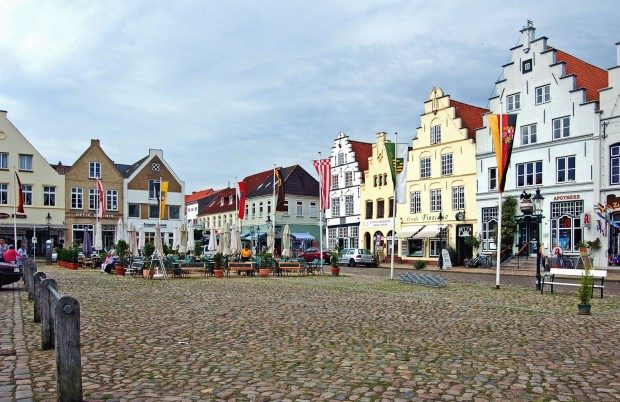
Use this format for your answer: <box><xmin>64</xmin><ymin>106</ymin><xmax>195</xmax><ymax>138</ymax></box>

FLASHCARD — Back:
<box><xmin>282</xmin><ymin>224</ymin><xmax>291</xmax><ymax>258</ymax></box>
<box><xmin>172</xmin><ymin>225</ymin><xmax>180</xmax><ymax>251</ymax></box>
<box><xmin>115</xmin><ymin>218</ymin><xmax>124</xmax><ymax>243</ymax></box>
<box><xmin>154</xmin><ymin>223</ymin><xmax>164</xmax><ymax>258</ymax></box>
<box><xmin>208</xmin><ymin>226</ymin><xmax>217</xmax><ymax>252</ymax></box>
<box><xmin>94</xmin><ymin>221</ymin><xmax>103</xmax><ymax>251</ymax></box>
<box><xmin>187</xmin><ymin>222</ymin><xmax>195</xmax><ymax>254</ymax></box>
<box><xmin>222</xmin><ymin>223</ymin><xmax>231</xmax><ymax>255</ymax></box>
<box><xmin>127</xmin><ymin>222</ymin><xmax>138</xmax><ymax>257</ymax></box>
<box><xmin>267</xmin><ymin>225</ymin><xmax>275</xmax><ymax>255</ymax></box>
<box><xmin>229</xmin><ymin>224</ymin><xmax>239</xmax><ymax>255</ymax></box>
<box><xmin>138</xmin><ymin>224</ymin><xmax>145</xmax><ymax>253</ymax></box>
<box><xmin>179</xmin><ymin>223</ymin><xmax>188</xmax><ymax>254</ymax></box>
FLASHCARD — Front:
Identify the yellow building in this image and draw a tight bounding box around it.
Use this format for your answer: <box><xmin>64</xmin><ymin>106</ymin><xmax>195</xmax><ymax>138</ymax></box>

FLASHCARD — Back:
<box><xmin>397</xmin><ymin>88</ymin><xmax>487</xmax><ymax>266</ymax></box>
<box><xmin>359</xmin><ymin>132</ymin><xmax>398</xmax><ymax>262</ymax></box>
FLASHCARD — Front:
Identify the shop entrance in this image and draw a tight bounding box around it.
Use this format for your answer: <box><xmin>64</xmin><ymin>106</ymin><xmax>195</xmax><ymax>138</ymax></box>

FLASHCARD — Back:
<box><xmin>456</xmin><ymin>225</ymin><xmax>473</xmax><ymax>265</ymax></box>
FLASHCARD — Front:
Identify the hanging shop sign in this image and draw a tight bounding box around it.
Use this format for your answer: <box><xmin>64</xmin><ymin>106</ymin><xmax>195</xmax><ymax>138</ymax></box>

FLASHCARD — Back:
<box><xmin>582</xmin><ymin>213</ymin><xmax>591</xmax><ymax>228</ymax></box>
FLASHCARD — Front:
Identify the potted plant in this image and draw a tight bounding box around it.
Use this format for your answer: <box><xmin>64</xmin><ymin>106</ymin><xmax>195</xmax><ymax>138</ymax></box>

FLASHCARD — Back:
<box><xmin>330</xmin><ymin>250</ymin><xmax>341</xmax><ymax>276</ymax></box>
<box><xmin>142</xmin><ymin>242</ymin><xmax>155</xmax><ymax>278</ymax></box>
<box><xmin>414</xmin><ymin>261</ymin><xmax>426</xmax><ymax>270</ymax></box>
<box><xmin>212</xmin><ymin>252</ymin><xmax>225</xmax><ymax>278</ymax></box>
<box><xmin>115</xmin><ymin>240</ymin><xmax>129</xmax><ymax>276</ymax></box>
<box><xmin>57</xmin><ymin>249</ymin><xmax>64</xmax><ymax>268</ymax></box>
<box><xmin>577</xmin><ymin>266</ymin><xmax>595</xmax><ymax>315</ymax></box>
<box><xmin>258</xmin><ymin>252</ymin><xmax>272</xmax><ymax>277</ymax></box>
<box><xmin>70</xmin><ymin>248</ymin><xmax>79</xmax><ymax>270</ymax></box>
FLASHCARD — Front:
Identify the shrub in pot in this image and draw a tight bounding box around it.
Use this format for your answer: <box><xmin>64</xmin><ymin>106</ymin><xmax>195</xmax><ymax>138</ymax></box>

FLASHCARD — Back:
<box><xmin>577</xmin><ymin>267</ymin><xmax>595</xmax><ymax>315</ymax></box>
<box><xmin>258</xmin><ymin>252</ymin><xmax>272</xmax><ymax>277</ymax></box>
<box><xmin>212</xmin><ymin>252</ymin><xmax>225</xmax><ymax>278</ymax></box>
<box><xmin>115</xmin><ymin>240</ymin><xmax>129</xmax><ymax>276</ymax></box>
<box><xmin>330</xmin><ymin>250</ymin><xmax>341</xmax><ymax>276</ymax></box>
<box><xmin>414</xmin><ymin>261</ymin><xmax>426</xmax><ymax>270</ymax></box>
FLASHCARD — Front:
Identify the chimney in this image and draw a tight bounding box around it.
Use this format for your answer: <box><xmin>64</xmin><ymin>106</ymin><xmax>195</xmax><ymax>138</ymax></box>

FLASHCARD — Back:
<box><xmin>91</xmin><ymin>139</ymin><xmax>100</xmax><ymax>146</ymax></box>
<box><xmin>520</xmin><ymin>20</ymin><xmax>536</xmax><ymax>51</ymax></box>
<box><xmin>616</xmin><ymin>41</ymin><xmax>620</xmax><ymax>66</ymax></box>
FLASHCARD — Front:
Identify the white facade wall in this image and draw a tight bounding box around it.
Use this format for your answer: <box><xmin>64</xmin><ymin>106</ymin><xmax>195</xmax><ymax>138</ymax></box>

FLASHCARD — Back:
<box><xmin>476</xmin><ymin>25</ymin><xmax>600</xmax><ymax>258</ymax></box>
<box><xmin>325</xmin><ymin>132</ymin><xmax>365</xmax><ymax>249</ymax></box>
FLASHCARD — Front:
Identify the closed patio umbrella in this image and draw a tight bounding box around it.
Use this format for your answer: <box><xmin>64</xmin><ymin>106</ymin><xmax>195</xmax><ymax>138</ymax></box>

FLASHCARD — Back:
<box><xmin>115</xmin><ymin>218</ymin><xmax>124</xmax><ymax>243</ymax></box>
<box><xmin>128</xmin><ymin>222</ymin><xmax>138</xmax><ymax>257</ymax></box>
<box><xmin>208</xmin><ymin>226</ymin><xmax>217</xmax><ymax>252</ymax></box>
<box><xmin>154</xmin><ymin>223</ymin><xmax>164</xmax><ymax>257</ymax></box>
<box><xmin>187</xmin><ymin>222</ymin><xmax>195</xmax><ymax>254</ymax></box>
<box><xmin>95</xmin><ymin>221</ymin><xmax>103</xmax><ymax>251</ymax></box>
<box><xmin>267</xmin><ymin>225</ymin><xmax>275</xmax><ymax>255</ymax></box>
<box><xmin>282</xmin><ymin>224</ymin><xmax>291</xmax><ymax>258</ymax></box>
<box><xmin>138</xmin><ymin>224</ymin><xmax>145</xmax><ymax>253</ymax></box>
<box><xmin>222</xmin><ymin>223</ymin><xmax>231</xmax><ymax>255</ymax></box>
<box><xmin>179</xmin><ymin>223</ymin><xmax>188</xmax><ymax>254</ymax></box>
<box><xmin>229</xmin><ymin>224</ymin><xmax>239</xmax><ymax>255</ymax></box>
<box><xmin>172</xmin><ymin>225</ymin><xmax>180</xmax><ymax>251</ymax></box>
<box><xmin>82</xmin><ymin>228</ymin><xmax>92</xmax><ymax>257</ymax></box>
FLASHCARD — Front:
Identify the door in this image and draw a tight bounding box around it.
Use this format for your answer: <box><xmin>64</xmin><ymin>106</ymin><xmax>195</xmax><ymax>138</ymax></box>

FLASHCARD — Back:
<box><xmin>456</xmin><ymin>225</ymin><xmax>473</xmax><ymax>265</ymax></box>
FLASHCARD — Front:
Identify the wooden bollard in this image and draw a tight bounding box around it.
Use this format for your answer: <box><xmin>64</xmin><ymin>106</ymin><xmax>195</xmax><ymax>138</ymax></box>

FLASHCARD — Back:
<box><xmin>33</xmin><ymin>272</ymin><xmax>47</xmax><ymax>324</ymax></box>
<box><xmin>55</xmin><ymin>296</ymin><xmax>83</xmax><ymax>402</ymax></box>
<box><xmin>26</xmin><ymin>260</ymin><xmax>37</xmax><ymax>300</ymax></box>
<box><xmin>40</xmin><ymin>278</ymin><xmax>58</xmax><ymax>350</ymax></box>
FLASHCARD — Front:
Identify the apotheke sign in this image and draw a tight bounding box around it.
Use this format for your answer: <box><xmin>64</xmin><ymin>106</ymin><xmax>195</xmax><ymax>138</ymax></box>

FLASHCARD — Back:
<box><xmin>552</xmin><ymin>194</ymin><xmax>582</xmax><ymax>201</ymax></box>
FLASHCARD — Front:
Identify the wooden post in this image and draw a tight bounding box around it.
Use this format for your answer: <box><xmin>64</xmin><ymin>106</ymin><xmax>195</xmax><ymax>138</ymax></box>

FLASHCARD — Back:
<box><xmin>55</xmin><ymin>296</ymin><xmax>83</xmax><ymax>402</ymax></box>
<box><xmin>25</xmin><ymin>260</ymin><xmax>37</xmax><ymax>300</ymax></box>
<box><xmin>33</xmin><ymin>272</ymin><xmax>47</xmax><ymax>324</ymax></box>
<box><xmin>40</xmin><ymin>278</ymin><xmax>58</xmax><ymax>350</ymax></box>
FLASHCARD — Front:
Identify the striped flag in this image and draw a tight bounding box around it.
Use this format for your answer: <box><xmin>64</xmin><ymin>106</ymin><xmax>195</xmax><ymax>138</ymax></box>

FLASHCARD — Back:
<box><xmin>96</xmin><ymin>179</ymin><xmax>106</xmax><ymax>218</ymax></box>
<box><xmin>237</xmin><ymin>181</ymin><xmax>246</xmax><ymax>219</ymax></box>
<box><xmin>313</xmin><ymin>158</ymin><xmax>331</xmax><ymax>210</ymax></box>
<box><xmin>15</xmin><ymin>173</ymin><xmax>25</xmax><ymax>213</ymax></box>
<box><xmin>489</xmin><ymin>113</ymin><xmax>517</xmax><ymax>193</ymax></box>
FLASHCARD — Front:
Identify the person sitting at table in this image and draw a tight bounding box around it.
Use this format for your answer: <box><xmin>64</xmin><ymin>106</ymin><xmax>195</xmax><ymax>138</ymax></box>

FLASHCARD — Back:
<box><xmin>240</xmin><ymin>245</ymin><xmax>252</xmax><ymax>262</ymax></box>
<box><xmin>101</xmin><ymin>250</ymin><xmax>118</xmax><ymax>274</ymax></box>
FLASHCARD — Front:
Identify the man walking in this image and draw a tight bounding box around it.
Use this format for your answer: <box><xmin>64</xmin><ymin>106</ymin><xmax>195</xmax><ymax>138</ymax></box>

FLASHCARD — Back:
<box><xmin>17</xmin><ymin>243</ymin><xmax>28</xmax><ymax>267</ymax></box>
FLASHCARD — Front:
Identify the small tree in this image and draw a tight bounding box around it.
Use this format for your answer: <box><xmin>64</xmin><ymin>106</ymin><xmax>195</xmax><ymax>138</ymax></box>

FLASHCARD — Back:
<box><xmin>194</xmin><ymin>240</ymin><xmax>203</xmax><ymax>256</ymax></box>
<box><xmin>578</xmin><ymin>267</ymin><xmax>595</xmax><ymax>306</ymax></box>
<box><xmin>143</xmin><ymin>242</ymin><xmax>155</xmax><ymax>258</ymax></box>
<box><xmin>116</xmin><ymin>239</ymin><xmax>129</xmax><ymax>265</ymax></box>
<box><xmin>492</xmin><ymin>196</ymin><xmax>518</xmax><ymax>258</ymax></box>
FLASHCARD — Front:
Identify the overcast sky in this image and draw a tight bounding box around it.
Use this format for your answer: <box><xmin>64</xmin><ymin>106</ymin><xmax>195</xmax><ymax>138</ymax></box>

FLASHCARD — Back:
<box><xmin>1</xmin><ymin>1</ymin><xmax>618</xmax><ymax>193</ymax></box>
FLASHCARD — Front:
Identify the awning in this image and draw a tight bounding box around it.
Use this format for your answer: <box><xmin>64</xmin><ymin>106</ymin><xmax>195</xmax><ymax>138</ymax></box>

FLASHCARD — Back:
<box><xmin>396</xmin><ymin>226</ymin><xmax>425</xmax><ymax>238</ymax></box>
<box><xmin>291</xmin><ymin>232</ymin><xmax>315</xmax><ymax>240</ymax></box>
<box><xmin>412</xmin><ymin>225</ymin><xmax>441</xmax><ymax>238</ymax></box>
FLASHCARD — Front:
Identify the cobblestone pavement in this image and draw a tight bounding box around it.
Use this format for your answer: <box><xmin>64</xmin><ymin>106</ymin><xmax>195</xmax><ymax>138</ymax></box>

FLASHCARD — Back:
<box><xmin>0</xmin><ymin>281</ymin><xmax>34</xmax><ymax>402</ymax></box>
<box><xmin>14</xmin><ymin>267</ymin><xmax>620</xmax><ymax>401</ymax></box>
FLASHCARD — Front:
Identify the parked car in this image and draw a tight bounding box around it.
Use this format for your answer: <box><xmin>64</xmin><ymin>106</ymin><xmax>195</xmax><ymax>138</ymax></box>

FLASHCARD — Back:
<box><xmin>299</xmin><ymin>247</ymin><xmax>331</xmax><ymax>264</ymax></box>
<box><xmin>0</xmin><ymin>262</ymin><xmax>22</xmax><ymax>288</ymax></box>
<box><xmin>338</xmin><ymin>248</ymin><xmax>375</xmax><ymax>267</ymax></box>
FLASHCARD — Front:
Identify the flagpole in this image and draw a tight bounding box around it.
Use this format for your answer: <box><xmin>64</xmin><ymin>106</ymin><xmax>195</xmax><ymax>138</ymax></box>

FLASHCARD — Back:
<box><xmin>13</xmin><ymin>170</ymin><xmax>18</xmax><ymax>248</ymax></box>
<box><xmin>496</xmin><ymin>103</ymin><xmax>503</xmax><ymax>289</ymax></box>
<box><xmin>95</xmin><ymin>175</ymin><xmax>99</xmax><ymax>252</ymax></box>
<box><xmin>235</xmin><ymin>176</ymin><xmax>240</xmax><ymax>238</ymax></box>
<box><xmin>318</xmin><ymin>152</ymin><xmax>324</xmax><ymax>258</ymax></box>
<box><xmin>390</xmin><ymin>133</ymin><xmax>398</xmax><ymax>280</ymax></box>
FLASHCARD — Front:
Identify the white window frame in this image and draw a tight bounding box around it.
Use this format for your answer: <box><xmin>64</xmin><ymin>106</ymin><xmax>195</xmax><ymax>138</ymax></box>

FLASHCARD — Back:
<box><xmin>441</xmin><ymin>153</ymin><xmax>453</xmax><ymax>176</ymax></box>
<box><xmin>556</xmin><ymin>155</ymin><xmax>576</xmax><ymax>183</ymax></box>
<box><xmin>410</xmin><ymin>191</ymin><xmax>421</xmax><ymax>214</ymax></box>
<box><xmin>430</xmin><ymin>125</ymin><xmax>441</xmax><ymax>144</ymax></box>
<box><xmin>552</xmin><ymin>116</ymin><xmax>570</xmax><ymax>140</ymax></box>
<box><xmin>489</xmin><ymin>167</ymin><xmax>497</xmax><ymax>191</ymax></box>
<box><xmin>283</xmin><ymin>200</ymin><xmax>288</xmax><ymax>216</ymax></box>
<box><xmin>521</xmin><ymin>123</ymin><xmax>537</xmax><ymax>146</ymax></box>
<box><xmin>18</xmin><ymin>154</ymin><xmax>33</xmax><ymax>171</ymax></box>
<box><xmin>22</xmin><ymin>184</ymin><xmax>32</xmax><ymax>206</ymax></box>
<box><xmin>331</xmin><ymin>174</ymin><xmax>339</xmax><ymax>189</ymax></box>
<box><xmin>420</xmin><ymin>157</ymin><xmax>431</xmax><ymax>178</ymax></box>
<box><xmin>344</xmin><ymin>195</ymin><xmax>353</xmax><ymax>216</ymax></box>
<box><xmin>535</xmin><ymin>84</ymin><xmax>550</xmax><ymax>105</ymax></box>
<box><xmin>611</xmin><ymin>144</ymin><xmax>620</xmax><ymax>185</ymax></box>
<box><xmin>310</xmin><ymin>201</ymin><xmax>318</xmax><ymax>218</ymax></box>
<box><xmin>507</xmin><ymin>93</ymin><xmax>521</xmax><ymax>112</ymax></box>
<box><xmin>89</xmin><ymin>161</ymin><xmax>101</xmax><ymax>179</ymax></box>
<box><xmin>106</xmin><ymin>189</ymin><xmax>118</xmax><ymax>211</ymax></box>
<box><xmin>516</xmin><ymin>161</ymin><xmax>543</xmax><ymax>188</ymax></box>
<box><xmin>331</xmin><ymin>197</ymin><xmax>340</xmax><ymax>217</ymax></box>
<box><xmin>430</xmin><ymin>189</ymin><xmax>442</xmax><ymax>212</ymax></box>
<box><xmin>452</xmin><ymin>186</ymin><xmax>465</xmax><ymax>210</ymax></box>
<box><xmin>43</xmin><ymin>186</ymin><xmax>56</xmax><ymax>206</ymax></box>
<box><xmin>0</xmin><ymin>183</ymin><xmax>7</xmax><ymax>205</ymax></box>
<box><xmin>71</xmin><ymin>187</ymin><xmax>83</xmax><ymax>209</ymax></box>
<box><xmin>296</xmin><ymin>201</ymin><xmax>303</xmax><ymax>217</ymax></box>
<box><xmin>148</xmin><ymin>179</ymin><xmax>159</xmax><ymax>200</ymax></box>
<box><xmin>89</xmin><ymin>188</ymin><xmax>100</xmax><ymax>210</ymax></box>
<box><xmin>0</xmin><ymin>153</ymin><xmax>8</xmax><ymax>169</ymax></box>
<box><xmin>344</xmin><ymin>171</ymin><xmax>353</xmax><ymax>187</ymax></box>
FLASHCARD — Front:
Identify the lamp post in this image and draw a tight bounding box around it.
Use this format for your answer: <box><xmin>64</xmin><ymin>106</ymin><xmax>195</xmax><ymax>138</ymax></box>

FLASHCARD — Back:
<box><xmin>532</xmin><ymin>188</ymin><xmax>545</xmax><ymax>290</ymax></box>
<box><xmin>438</xmin><ymin>210</ymin><xmax>445</xmax><ymax>269</ymax></box>
<box><xmin>45</xmin><ymin>212</ymin><xmax>52</xmax><ymax>265</ymax></box>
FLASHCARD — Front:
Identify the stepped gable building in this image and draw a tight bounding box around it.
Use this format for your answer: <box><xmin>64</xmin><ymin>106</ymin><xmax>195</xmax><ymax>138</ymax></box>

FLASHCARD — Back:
<box><xmin>598</xmin><ymin>41</ymin><xmax>620</xmax><ymax>266</ymax></box>
<box><xmin>0</xmin><ymin>110</ymin><xmax>65</xmax><ymax>252</ymax></box>
<box><xmin>123</xmin><ymin>149</ymin><xmax>185</xmax><ymax>247</ymax></box>
<box><xmin>325</xmin><ymin>132</ymin><xmax>372</xmax><ymax>250</ymax></box>
<box><xmin>475</xmin><ymin>22</ymin><xmax>608</xmax><ymax>260</ymax></box>
<box><xmin>62</xmin><ymin>139</ymin><xmax>127</xmax><ymax>250</ymax></box>
<box><xmin>397</xmin><ymin>88</ymin><xmax>487</xmax><ymax>265</ymax></box>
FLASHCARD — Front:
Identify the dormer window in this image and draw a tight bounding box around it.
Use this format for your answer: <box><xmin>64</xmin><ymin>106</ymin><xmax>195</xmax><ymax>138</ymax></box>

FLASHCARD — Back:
<box><xmin>220</xmin><ymin>198</ymin><xmax>224</xmax><ymax>206</ymax></box>
<box><xmin>228</xmin><ymin>195</ymin><xmax>233</xmax><ymax>205</ymax></box>
<box><xmin>89</xmin><ymin>162</ymin><xmax>101</xmax><ymax>179</ymax></box>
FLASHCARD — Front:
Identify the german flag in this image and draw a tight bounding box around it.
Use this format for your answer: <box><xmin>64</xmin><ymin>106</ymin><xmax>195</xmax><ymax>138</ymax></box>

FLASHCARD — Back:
<box><xmin>489</xmin><ymin>114</ymin><xmax>517</xmax><ymax>192</ymax></box>
<box><xmin>275</xmin><ymin>168</ymin><xmax>285</xmax><ymax>211</ymax></box>
<box><xmin>15</xmin><ymin>173</ymin><xmax>24</xmax><ymax>213</ymax></box>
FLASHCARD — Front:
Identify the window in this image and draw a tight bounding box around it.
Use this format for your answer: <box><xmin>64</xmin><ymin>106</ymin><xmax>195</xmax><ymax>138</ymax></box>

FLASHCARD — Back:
<box><xmin>0</xmin><ymin>153</ymin><xmax>7</xmax><ymax>169</ymax></box>
<box><xmin>516</xmin><ymin>161</ymin><xmax>543</xmax><ymax>187</ymax></box>
<box><xmin>350</xmin><ymin>226</ymin><xmax>359</xmax><ymax>248</ymax></box>
<box><xmin>388</xmin><ymin>198</ymin><xmax>394</xmax><ymax>218</ymax></box>
<box><xmin>0</xmin><ymin>183</ymin><xmax>7</xmax><ymax>205</ymax></box>
<box><xmin>338</xmin><ymin>226</ymin><xmax>347</xmax><ymax>240</ymax></box>
<box><xmin>552</xmin><ymin>116</ymin><xmax>570</xmax><ymax>140</ymax></box>
<box><xmin>611</xmin><ymin>144</ymin><xmax>620</xmax><ymax>185</ymax></box>
<box><xmin>244</xmin><ymin>204</ymin><xmax>249</xmax><ymax>218</ymax></box>
<box><xmin>489</xmin><ymin>167</ymin><xmax>497</xmax><ymax>191</ymax></box>
<box><xmin>220</xmin><ymin>198</ymin><xmax>224</xmax><ymax>206</ymax></box>
<box><xmin>383</xmin><ymin>174</ymin><xmax>388</xmax><ymax>185</ymax></box>
<box><xmin>106</xmin><ymin>190</ymin><xmax>118</xmax><ymax>211</ymax></box>
<box><xmin>365</xmin><ymin>201</ymin><xmax>373</xmax><ymax>219</ymax></box>
<box><xmin>283</xmin><ymin>200</ymin><xmax>289</xmax><ymax>216</ymax></box>
<box><xmin>267</xmin><ymin>200</ymin><xmax>272</xmax><ymax>215</ymax></box>
<box><xmin>482</xmin><ymin>207</ymin><xmax>498</xmax><ymax>251</ymax></box>
<box><xmin>337</xmin><ymin>153</ymin><xmax>345</xmax><ymax>165</ymax></box>
<box><xmin>373</xmin><ymin>175</ymin><xmax>378</xmax><ymax>187</ymax></box>
<box><xmin>420</xmin><ymin>157</ymin><xmax>431</xmax><ymax>178</ymax></box>
<box><xmin>18</xmin><ymin>154</ymin><xmax>33</xmax><ymax>171</ymax></box>
<box><xmin>430</xmin><ymin>229</ymin><xmax>448</xmax><ymax>257</ymax></box>
<box><xmin>148</xmin><ymin>179</ymin><xmax>159</xmax><ymax>199</ymax></box>
<box><xmin>332</xmin><ymin>174</ymin><xmax>339</xmax><ymax>189</ymax></box>
<box><xmin>22</xmin><ymin>184</ymin><xmax>32</xmax><ymax>206</ymax></box>
<box><xmin>251</xmin><ymin>203</ymin><xmax>256</xmax><ymax>218</ymax></box>
<box><xmin>310</xmin><ymin>201</ymin><xmax>318</xmax><ymax>218</ymax></box>
<box><xmin>535</xmin><ymin>84</ymin><xmax>550</xmax><ymax>104</ymax></box>
<box><xmin>345</xmin><ymin>195</ymin><xmax>354</xmax><ymax>215</ymax></box>
<box><xmin>377</xmin><ymin>199</ymin><xmax>385</xmax><ymax>218</ymax></box>
<box><xmin>410</xmin><ymin>191</ymin><xmax>421</xmax><ymax>214</ymax></box>
<box><xmin>441</xmin><ymin>153</ymin><xmax>453</xmax><ymax>176</ymax></box>
<box><xmin>551</xmin><ymin>201</ymin><xmax>584</xmax><ymax>253</ymax></box>
<box><xmin>228</xmin><ymin>195</ymin><xmax>233</xmax><ymax>205</ymax></box>
<box><xmin>89</xmin><ymin>188</ymin><xmax>100</xmax><ymax>210</ymax></box>
<box><xmin>328</xmin><ymin>227</ymin><xmax>337</xmax><ymax>249</ymax></box>
<box><xmin>556</xmin><ymin>156</ymin><xmax>576</xmax><ymax>183</ymax></box>
<box><xmin>345</xmin><ymin>171</ymin><xmax>353</xmax><ymax>187</ymax></box>
<box><xmin>71</xmin><ymin>187</ymin><xmax>83</xmax><ymax>209</ymax></box>
<box><xmin>430</xmin><ymin>189</ymin><xmax>442</xmax><ymax>212</ymax></box>
<box><xmin>521</xmin><ymin>124</ymin><xmax>537</xmax><ymax>145</ymax></box>
<box><xmin>128</xmin><ymin>204</ymin><xmax>140</xmax><ymax>218</ymax></box>
<box><xmin>507</xmin><ymin>93</ymin><xmax>520</xmax><ymax>112</ymax></box>
<box><xmin>259</xmin><ymin>202</ymin><xmax>263</xmax><ymax>217</ymax></box>
<box><xmin>149</xmin><ymin>205</ymin><xmax>159</xmax><ymax>219</ymax></box>
<box><xmin>522</xmin><ymin>58</ymin><xmax>532</xmax><ymax>73</ymax></box>
<box><xmin>43</xmin><ymin>186</ymin><xmax>56</xmax><ymax>206</ymax></box>
<box><xmin>168</xmin><ymin>205</ymin><xmax>180</xmax><ymax>220</ymax></box>
<box><xmin>431</xmin><ymin>125</ymin><xmax>442</xmax><ymax>144</ymax></box>
<box><xmin>332</xmin><ymin>197</ymin><xmax>341</xmax><ymax>217</ymax></box>
<box><xmin>89</xmin><ymin>162</ymin><xmax>101</xmax><ymax>179</ymax></box>
<box><xmin>296</xmin><ymin>201</ymin><xmax>303</xmax><ymax>216</ymax></box>
<box><xmin>452</xmin><ymin>186</ymin><xmax>465</xmax><ymax>210</ymax></box>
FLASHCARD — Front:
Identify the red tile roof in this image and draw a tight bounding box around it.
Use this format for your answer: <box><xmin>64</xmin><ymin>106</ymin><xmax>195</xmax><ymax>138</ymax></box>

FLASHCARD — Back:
<box><xmin>185</xmin><ymin>188</ymin><xmax>214</xmax><ymax>204</ymax></box>
<box><xmin>349</xmin><ymin>140</ymin><xmax>372</xmax><ymax>177</ymax></box>
<box><xmin>243</xmin><ymin>169</ymin><xmax>273</xmax><ymax>193</ymax></box>
<box><xmin>555</xmin><ymin>50</ymin><xmax>608</xmax><ymax>103</ymax></box>
<box><xmin>450</xmin><ymin>100</ymin><xmax>488</xmax><ymax>140</ymax></box>
<box><xmin>199</xmin><ymin>187</ymin><xmax>237</xmax><ymax>215</ymax></box>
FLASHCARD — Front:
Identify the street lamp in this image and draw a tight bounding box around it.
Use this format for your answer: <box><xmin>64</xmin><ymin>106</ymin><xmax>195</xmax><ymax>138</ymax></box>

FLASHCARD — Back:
<box><xmin>45</xmin><ymin>212</ymin><xmax>52</xmax><ymax>265</ymax></box>
<box><xmin>532</xmin><ymin>188</ymin><xmax>545</xmax><ymax>290</ymax></box>
<box><xmin>438</xmin><ymin>210</ymin><xmax>445</xmax><ymax>269</ymax></box>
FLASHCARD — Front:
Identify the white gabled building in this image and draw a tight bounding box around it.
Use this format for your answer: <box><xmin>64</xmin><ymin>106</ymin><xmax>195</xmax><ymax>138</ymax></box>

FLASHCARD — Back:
<box><xmin>325</xmin><ymin>132</ymin><xmax>372</xmax><ymax>250</ymax></box>
<box><xmin>476</xmin><ymin>23</ymin><xmax>608</xmax><ymax>262</ymax></box>
<box><xmin>598</xmin><ymin>42</ymin><xmax>620</xmax><ymax>267</ymax></box>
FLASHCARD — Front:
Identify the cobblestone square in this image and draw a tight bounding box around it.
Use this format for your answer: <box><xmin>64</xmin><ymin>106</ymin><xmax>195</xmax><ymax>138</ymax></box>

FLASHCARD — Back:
<box><xmin>15</xmin><ymin>267</ymin><xmax>620</xmax><ymax>401</ymax></box>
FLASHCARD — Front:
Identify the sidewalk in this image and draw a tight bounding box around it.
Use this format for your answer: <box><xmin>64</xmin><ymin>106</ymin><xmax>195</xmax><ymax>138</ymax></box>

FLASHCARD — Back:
<box><xmin>378</xmin><ymin>262</ymin><xmax>620</xmax><ymax>282</ymax></box>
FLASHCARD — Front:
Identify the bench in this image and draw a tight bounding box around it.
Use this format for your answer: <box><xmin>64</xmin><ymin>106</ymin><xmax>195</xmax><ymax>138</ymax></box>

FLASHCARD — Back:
<box><xmin>279</xmin><ymin>262</ymin><xmax>303</xmax><ymax>276</ymax></box>
<box><xmin>228</xmin><ymin>262</ymin><xmax>257</xmax><ymax>276</ymax></box>
<box><xmin>541</xmin><ymin>268</ymin><xmax>607</xmax><ymax>298</ymax></box>
<box><xmin>180</xmin><ymin>265</ymin><xmax>207</xmax><ymax>277</ymax></box>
